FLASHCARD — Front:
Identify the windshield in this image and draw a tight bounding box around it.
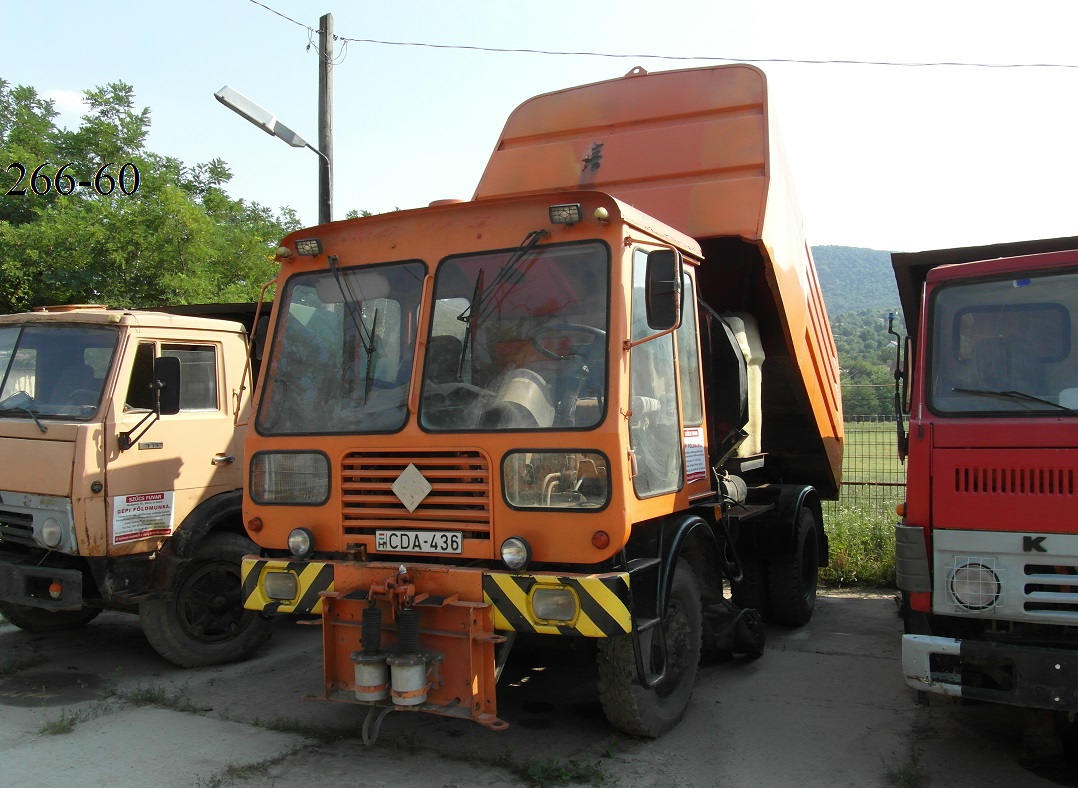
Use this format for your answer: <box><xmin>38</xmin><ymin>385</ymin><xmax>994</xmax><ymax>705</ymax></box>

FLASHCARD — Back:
<box><xmin>256</xmin><ymin>260</ymin><xmax>426</xmax><ymax>434</ymax></box>
<box><xmin>420</xmin><ymin>241</ymin><xmax>609</xmax><ymax>431</ymax></box>
<box><xmin>928</xmin><ymin>269</ymin><xmax>1078</xmax><ymax>415</ymax></box>
<box><xmin>0</xmin><ymin>324</ymin><xmax>118</xmax><ymax>420</ymax></box>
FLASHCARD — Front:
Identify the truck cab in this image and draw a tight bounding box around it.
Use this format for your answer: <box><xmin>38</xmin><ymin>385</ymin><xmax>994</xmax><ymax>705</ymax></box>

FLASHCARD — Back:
<box><xmin>893</xmin><ymin>238</ymin><xmax>1078</xmax><ymax>710</ymax></box>
<box><xmin>0</xmin><ymin>305</ymin><xmax>271</xmax><ymax>667</ymax></box>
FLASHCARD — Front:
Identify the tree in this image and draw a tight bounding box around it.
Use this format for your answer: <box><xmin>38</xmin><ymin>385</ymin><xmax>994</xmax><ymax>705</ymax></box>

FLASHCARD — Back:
<box><xmin>0</xmin><ymin>80</ymin><xmax>299</xmax><ymax>313</ymax></box>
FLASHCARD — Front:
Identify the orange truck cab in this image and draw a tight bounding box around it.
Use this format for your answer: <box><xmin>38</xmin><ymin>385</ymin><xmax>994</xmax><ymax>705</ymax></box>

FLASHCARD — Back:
<box><xmin>240</xmin><ymin>65</ymin><xmax>843</xmax><ymax>739</ymax></box>
<box><xmin>0</xmin><ymin>304</ymin><xmax>271</xmax><ymax>667</ymax></box>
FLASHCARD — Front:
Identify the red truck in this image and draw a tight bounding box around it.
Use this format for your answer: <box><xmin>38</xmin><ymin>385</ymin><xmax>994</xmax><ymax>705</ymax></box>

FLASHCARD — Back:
<box><xmin>893</xmin><ymin>236</ymin><xmax>1078</xmax><ymax>712</ymax></box>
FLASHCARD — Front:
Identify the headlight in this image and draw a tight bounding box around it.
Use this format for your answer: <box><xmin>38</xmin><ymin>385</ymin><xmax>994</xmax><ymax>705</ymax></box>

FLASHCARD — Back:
<box><xmin>950</xmin><ymin>562</ymin><xmax>1000</xmax><ymax>611</ymax></box>
<box><xmin>250</xmin><ymin>452</ymin><xmax>330</xmax><ymax>505</ymax></box>
<box><xmin>532</xmin><ymin>587</ymin><xmax>578</xmax><ymax>622</ymax></box>
<box><xmin>288</xmin><ymin>527</ymin><xmax>315</xmax><ymax>558</ymax></box>
<box><xmin>502</xmin><ymin>451</ymin><xmax>609</xmax><ymax>509</ymax></box>
<box><xmin>41</xmin><ymin>517</ymin><xmax>63</xmax><ymax>548</ymax></box>
<box><xmin>500</xmin><ymin>537</ymin><xmax>531</xmax><ymax>570</ymax></box>
<box><xmin>264</xmin><ymin>572</ymin><xmax>299</xmax><ymax>601</ymax></box>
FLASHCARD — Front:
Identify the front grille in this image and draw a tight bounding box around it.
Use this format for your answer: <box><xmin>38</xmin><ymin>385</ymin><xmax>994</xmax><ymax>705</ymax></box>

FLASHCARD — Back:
<box><xmin>954</xmin><ymin>466</ymin><xmax>1077</xmax><ymax>496</ymax></box>
<box><xmin>1024</xmin><ymin>563</ymin><xmax>1078</xmax><ymax>615</ymax></box>
<box><xmin>341</xmin><ymin>450</ymin><xmax>491</xmax><ymax>541</ymax></box>
<box><xmin>0</xmin><ymin>509</ymin><xmax>34</xmax><ymax>547</ymax></box>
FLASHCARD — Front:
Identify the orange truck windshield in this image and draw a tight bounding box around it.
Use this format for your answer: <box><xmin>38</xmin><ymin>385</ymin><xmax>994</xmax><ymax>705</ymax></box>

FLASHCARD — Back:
<box><xmin>256</xmin><ymin>242</ymin><xmax>610</xmax><ymax>436</ymax></box>
<box><xmin>420</xmin><ymin>241</ymin><xmax>609</xmax><ymax>431</ymax></box>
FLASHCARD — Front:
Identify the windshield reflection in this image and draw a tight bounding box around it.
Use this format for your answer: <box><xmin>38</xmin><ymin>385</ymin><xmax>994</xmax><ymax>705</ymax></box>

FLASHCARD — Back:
<box><xmin>0</xmin><ymin>324</ymin><xmax>117</xmax><ymax>420</ymax></box>
<box><xmin>420</xmin><ymin>242</ymin><xmax>609</xmax><ymax>431</ymax></box>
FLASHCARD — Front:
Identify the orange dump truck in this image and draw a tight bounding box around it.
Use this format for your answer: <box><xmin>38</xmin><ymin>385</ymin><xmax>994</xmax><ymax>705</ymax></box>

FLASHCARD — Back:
<box><xmin>240</xmin><ymin>65</ymin><xmax>843</xmax><ymax>739</ymax></box>
<box><xmin>0</xmin><ymin>303</ymin><xmax>271</xmax><ymax>667</ymax></box>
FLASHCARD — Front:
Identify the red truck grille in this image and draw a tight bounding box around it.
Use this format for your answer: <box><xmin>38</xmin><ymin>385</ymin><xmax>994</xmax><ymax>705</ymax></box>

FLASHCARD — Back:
<box><xmin>340</xmin><ymin>450</ymin><xmax>492</xmax><ymax>539</ymax></box>
<box><xmin>953</xmin><ymin>466</ymin><xmax>1077</xmax><ymax>496</ymax></box>
<box><xmin>932</xmin><ymin>449</ymin><xmax>1078</xmax><ymax>531</ymax></box>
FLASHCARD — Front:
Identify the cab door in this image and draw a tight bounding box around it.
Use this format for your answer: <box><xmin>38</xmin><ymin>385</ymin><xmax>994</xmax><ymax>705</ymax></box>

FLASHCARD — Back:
<box><xmin>104</xmin><ymin>339</ymin><xmax>243</xmax><ymax>553</ymax></box>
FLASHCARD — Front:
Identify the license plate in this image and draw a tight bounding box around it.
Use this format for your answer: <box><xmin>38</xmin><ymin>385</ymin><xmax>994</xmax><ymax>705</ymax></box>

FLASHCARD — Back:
<box><xmin>375</xmin><ymin>529</ymin><xmax>463</xmax><ymax>554</ymax></box>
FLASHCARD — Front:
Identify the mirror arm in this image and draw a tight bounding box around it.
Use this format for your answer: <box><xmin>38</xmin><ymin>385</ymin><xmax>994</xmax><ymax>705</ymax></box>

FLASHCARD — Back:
<box><xmin>118</xmin><ymin>410</ymin><xmax>160</xmax><ymax>451</ymax></box>
<box><xmin>118</xmin><ymin>377</ymin><xmax>165</xmax><ymax>451</ymax></box>
<box><xmin>623</xmin><ymin>323</ymin><xmax>679</xmax><ymax>352</ymax></box>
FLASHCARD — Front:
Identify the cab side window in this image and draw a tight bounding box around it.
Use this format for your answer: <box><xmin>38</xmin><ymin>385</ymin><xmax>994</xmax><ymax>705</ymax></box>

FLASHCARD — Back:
<box><xmin>125</xmin><ymin>343</ymin><xmax>218</xmax><ymax>412</ymax></box>
<box><xmin>162</xmin><ymin>344</ymin><xmax>218</xmax><ymax>411</ymax></box>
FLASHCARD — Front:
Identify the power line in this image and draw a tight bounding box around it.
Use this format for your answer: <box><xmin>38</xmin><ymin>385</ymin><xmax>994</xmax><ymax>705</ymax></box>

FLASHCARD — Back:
<box><xmin>244</xmin><ymin>0</ymin><xmax>1078</xmax><ymax>69</ymax></box>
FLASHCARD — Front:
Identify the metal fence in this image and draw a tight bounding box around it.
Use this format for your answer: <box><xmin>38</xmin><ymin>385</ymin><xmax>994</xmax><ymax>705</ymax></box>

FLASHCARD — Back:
<box><xmin>821</xmin><ymin>414</ymin><xmax>907</xmax><ymax>522</ymax></box>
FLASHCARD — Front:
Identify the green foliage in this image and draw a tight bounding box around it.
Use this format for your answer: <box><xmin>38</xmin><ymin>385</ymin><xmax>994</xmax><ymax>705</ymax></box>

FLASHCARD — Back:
<box><xmin>0</xmin><ymin>79</ymin><xmax>299</xmax><ymax>313</ymax></box>
<box><xmin>831</xmin><ymin>308</ymin><xmax>905</xmax><ymax>416</ymax></box>
<box><xmin>813</xmin><ymin>245</ymin><xmax>899</xmax><ymax>318</ymax></box>
<box><xmin>820</xmin><ymin>498</ymin><xmax>897</xmax><ymax>586</ymax></box>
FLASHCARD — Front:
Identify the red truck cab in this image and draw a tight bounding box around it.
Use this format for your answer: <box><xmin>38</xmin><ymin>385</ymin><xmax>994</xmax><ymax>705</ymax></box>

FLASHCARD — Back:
<box><xmin>893</xmin><ymin>237</ymin><xmax>1078</xmax><ymax>710</ymax></box>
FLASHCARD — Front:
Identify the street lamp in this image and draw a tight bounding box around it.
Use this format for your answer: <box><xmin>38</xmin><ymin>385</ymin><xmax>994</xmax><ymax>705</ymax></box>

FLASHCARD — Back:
<box><xmin>214</xmin><ymin>85</ymin><xmax>331</xmax><ymax>224</ymax></box>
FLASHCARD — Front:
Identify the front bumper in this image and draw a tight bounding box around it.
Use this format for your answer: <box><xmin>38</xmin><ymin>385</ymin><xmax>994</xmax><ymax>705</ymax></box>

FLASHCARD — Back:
<box><xmin>903</xmin><ymin>634</ymin><xmax>1078</xmax><ymax>711</ymax></box>
<box><xmin>241</xmin><ymin>557</ymin><xmax>632</xmax><ymax>728</ymax></box>
<box><xmin>0</xmin><ymin>556</ymin><xmax>84</xmax><ymax>611</ymax></box>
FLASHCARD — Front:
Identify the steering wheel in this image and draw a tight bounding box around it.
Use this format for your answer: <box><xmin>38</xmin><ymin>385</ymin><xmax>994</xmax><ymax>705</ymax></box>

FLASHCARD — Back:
<box><xmin>65</xmin><ymin>389</ymin><xmax>99</xmax><ymax>407</ymax></box>
<box><xmin>532</xmin><ymin>323</ymin><xmax>606</xmax><ymax>361</ymax></box>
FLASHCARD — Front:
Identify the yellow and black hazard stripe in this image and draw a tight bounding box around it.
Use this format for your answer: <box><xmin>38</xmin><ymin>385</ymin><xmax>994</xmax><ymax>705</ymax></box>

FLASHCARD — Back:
<box><xmin>241</xmin><ymin>558</ymin><xmax>334</xmax><ymax>615</ymax></box>
<box><xmin>483</xmin><ymin>572</ymin><xmax>632</xmax><ymax>637</ymax></box>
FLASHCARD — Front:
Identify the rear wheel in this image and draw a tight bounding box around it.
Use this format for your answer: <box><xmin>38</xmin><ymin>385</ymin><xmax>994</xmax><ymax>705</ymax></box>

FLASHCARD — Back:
<box><xmin>767</xmin><ymin>508</ymin><xmax>819</xmax><ymax>626</ymax></box>
<box><xmin>0</xmin><ymin>601</ymin><xmax>101</xmax><ymax>632</ymax></box>
<box><xmin>139</xmin><ymin>532</ymin><xmax>271</xmax><ymax>667</ymax></box>
<box><xmin>597</xmin><ymin>559</ymin><xmax>702</xmax><ymax>737</ymax></box>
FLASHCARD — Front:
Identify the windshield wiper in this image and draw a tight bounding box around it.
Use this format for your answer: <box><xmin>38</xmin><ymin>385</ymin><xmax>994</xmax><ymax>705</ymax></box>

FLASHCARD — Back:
<box><xmin>460</xmin><ymin>229</ymin><xmax>548</xmax><ymax>326</ymax></box>
<box><xmin>456</xmin><ymin>268</ymin><xmax>484</xmax><ymax>382</ymax></box>
<box><xmin>0</xmin><ymin>406</ymin><xmax>48</xmax><ymax>433</ymax></box>
<box><xmin>328</xmin><ymin>254</ymin><xmax>378</xmax><ymax>403</ymax></box>
<box><xmin>952</xmin><ymin>387</ymin><xmax>1078</xmax><ymax>414</ymax></box>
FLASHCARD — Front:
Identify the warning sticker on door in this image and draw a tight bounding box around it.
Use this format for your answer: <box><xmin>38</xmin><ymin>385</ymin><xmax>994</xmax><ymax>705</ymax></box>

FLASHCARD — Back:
<box><xmin>112</xmin><ymin>491</ymin><xmax>174</xmax><ymax>544</ymax></box>
<box><xmin>683</xmin><ymin>427</ymin><xmax>707</xmax><ymax>483</ymax></box>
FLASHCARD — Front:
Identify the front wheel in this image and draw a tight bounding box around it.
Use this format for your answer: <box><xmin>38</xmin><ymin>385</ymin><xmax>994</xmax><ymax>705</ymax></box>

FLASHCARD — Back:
<box><xmin>0</xmin><ymin>601</ymin><xmax>101</xmax><ymax>632</ymax></box>
<box><xmin>139</xmin><ymin>532</ymin><xmax>272</xmax><ymax>667</ymax></box>
<box><xmin>597</xmin><ymin>559</ymin><xmax>702</xmax><ymax>737</ymax></box>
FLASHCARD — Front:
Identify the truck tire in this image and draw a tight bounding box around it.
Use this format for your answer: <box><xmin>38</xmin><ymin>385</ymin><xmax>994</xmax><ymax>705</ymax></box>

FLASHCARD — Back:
<box><xmin>0</xmin><ymin>601</ymin><xmax>101</xmax><ymax>632</ymax></box>
<box><xmin>766</xmin><ymin>507</ymin><xmax>819</xmax><ymax>626</ymax></box>
<box><xmin>139</xmin><ymin>532</ymin><xmax>271</xmax><ymax>667</ymax></box>
<box><xmin>596</xmin><ymin>559</ymin><xmax>702</xmax><ymax>737</ymax></box>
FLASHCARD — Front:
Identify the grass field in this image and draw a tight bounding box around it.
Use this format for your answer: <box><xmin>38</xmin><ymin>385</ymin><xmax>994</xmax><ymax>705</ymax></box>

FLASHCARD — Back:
<box><xmin>820</xmin><ymin>418</ymin><xmax>906</xmax><ymax>588</ymax></box>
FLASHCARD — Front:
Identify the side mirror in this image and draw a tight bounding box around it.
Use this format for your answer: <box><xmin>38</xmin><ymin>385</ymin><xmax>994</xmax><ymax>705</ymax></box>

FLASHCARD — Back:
<box><xmin>154</xmin><ymin>356</ymin><xmax>182</xmax><ymax>416</ymax></box>
<box><xmin>645</xmin><ymin>249</ymin><xmax>683</xmax><ymax>331</ymax></box>
<box><xmin>119</xmin><ymin>356</ymin><xmax>182</xmax><ymax>450</ymax></box>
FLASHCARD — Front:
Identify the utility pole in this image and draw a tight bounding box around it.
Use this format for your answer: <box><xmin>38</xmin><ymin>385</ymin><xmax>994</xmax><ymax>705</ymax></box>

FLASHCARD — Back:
<box><xmin>318</xmin><ymin>12</ymin><xmax>334</xmax><ymax>225</ymax></box>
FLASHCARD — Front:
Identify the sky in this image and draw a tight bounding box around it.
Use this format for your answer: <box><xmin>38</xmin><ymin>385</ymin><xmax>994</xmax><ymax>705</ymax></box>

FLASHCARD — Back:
<box><xmin>4</xmin><ymin>0</ymin><xmax>1078</xmax><ymax>252</ymax></box>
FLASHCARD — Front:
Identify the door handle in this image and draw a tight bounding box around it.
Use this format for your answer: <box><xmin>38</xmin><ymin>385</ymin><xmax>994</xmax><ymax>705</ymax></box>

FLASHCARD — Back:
<box><xmin>211</xmin><ymin>454</ymin><xmax>236</xmax><ymax>466</ymax></box>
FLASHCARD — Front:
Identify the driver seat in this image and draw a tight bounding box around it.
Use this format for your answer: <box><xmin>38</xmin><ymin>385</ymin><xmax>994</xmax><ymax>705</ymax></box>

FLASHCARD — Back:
<box><xmin>972</xmin><ymin>336</ymin><xmax>1046</xmax><ymax>393</ymax></box>
<box><xmin>49</xmin><ymin>362</ymin><xmax>98</xmax><ymax>404</ymax></box>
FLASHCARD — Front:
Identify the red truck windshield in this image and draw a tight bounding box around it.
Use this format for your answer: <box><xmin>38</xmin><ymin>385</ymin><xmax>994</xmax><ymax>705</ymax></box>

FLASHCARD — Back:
<box><xmin>927</xmin><ymin>268</ymin><xmax>1078</xmax><ymax>415</ymax></box>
